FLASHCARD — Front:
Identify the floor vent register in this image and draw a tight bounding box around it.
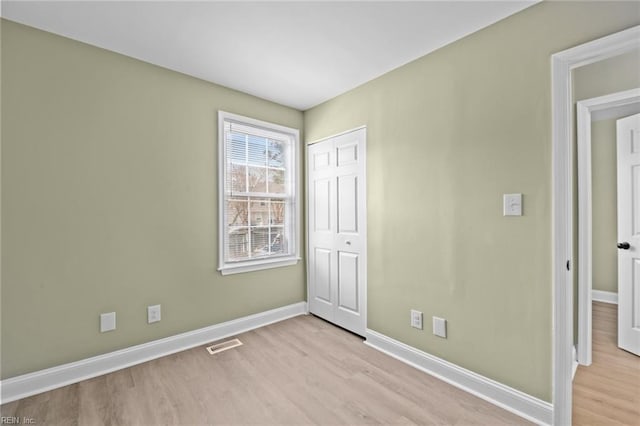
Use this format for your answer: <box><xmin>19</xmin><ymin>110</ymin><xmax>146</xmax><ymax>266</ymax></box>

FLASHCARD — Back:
<box><xmin>206</xmin><ymin>338</ymin><xmax>243</xmax><ymax>355</ymax></box>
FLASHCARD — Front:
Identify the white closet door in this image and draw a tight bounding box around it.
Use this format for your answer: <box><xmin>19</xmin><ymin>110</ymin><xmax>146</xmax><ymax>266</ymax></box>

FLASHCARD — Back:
<box><xmin>307</xmin><ymin>128</ymin><xmax>366</xmax><ymax>336</ymax></box>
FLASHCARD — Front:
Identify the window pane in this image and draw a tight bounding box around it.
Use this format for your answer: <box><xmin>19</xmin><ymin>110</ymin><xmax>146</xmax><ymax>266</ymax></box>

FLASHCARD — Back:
<box><xmin>268</xmin><ymin>140</ymin><xmax>285</xmax><ymax>167</ymax></box>
<box><xmin>270</xmin><ymin>200</ymin><xmax>285</xmax><ymax>225</ymax></box>
<box><xmin>247</xmin><ymin>166</ymin><xmax>267</xmax><ymax>193</ymax></box>
<box><xmin>228</xmin><ymin>227</ymin><xmax>248</xmax><ymax>261</ymax></box>
<box><xmin>227</xmin><ymin>198</ymin><xmax>248</xmax><ymax>226</ymax></box>
<box><xmin>230</xmin><ymin>164</ymin><xmax>246</xmax><ymax>193</ymax></box>
<box><xmin>267</xmin><ymin>168</ymin><xmax>286</xmax><ymax>194</ymax></box>
<box><xmin>269</xmin><ymin>227</ymin><xmax>286</xmax><ymax>255</ymax></box>
<box><xmin>249</xmin><ymin>199</ymin><xmax>269</xmax><ymax>226</ymax></box>
<box><xmin>250</xmin><ymin>227</ymin><xmax>270</xmax><ymax>256</ymax></box>
<box><xmin>229</xmin><ymin>133</ymin><xmax>246</xmax><ymax>163</ymax></box>
<box><xmin>247</xmin><ymin>135</ymin><xmax>267</xmax><ymax>166</ymax></box>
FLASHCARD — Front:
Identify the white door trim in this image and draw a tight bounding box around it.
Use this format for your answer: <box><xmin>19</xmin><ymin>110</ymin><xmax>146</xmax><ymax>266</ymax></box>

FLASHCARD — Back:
<box><xmin>305</xmin><ymin>126</ymin><xmax>368</xmax><ymax>334</ymax></box>
<box><xmin>576</xmin><ymin>88</ymin><xmax>640</xmax><ymax>367</ymax></box>
<box><xmin>307</xmin><ymin>125</ymin><xmax>368</xmax><ymax>146</ymax></box>
<box><xmin>551</xmin><ymin>25</ymin><xmax>640</xmax><ymax>426</ymax></box>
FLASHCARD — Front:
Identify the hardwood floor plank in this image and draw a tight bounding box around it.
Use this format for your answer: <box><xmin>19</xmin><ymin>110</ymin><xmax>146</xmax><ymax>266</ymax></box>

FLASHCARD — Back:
<box><xmin>76</xmin><ymin>376</ymin><xmax>110</xmax><ymax>426</ymax></box>
<box><xmin>572</xmin><ymin>302</ymin><xmax>640</xmax><ymax>426</ymax></box>
<box><xmin>43</xmin><ymin>382</ymin><xmax>80</xmax><ymax>426</ymax></box>
<box><xmin>2</xmin><ymin>314</ymin><xmax>531</xmax><ymax>425</ymax></box>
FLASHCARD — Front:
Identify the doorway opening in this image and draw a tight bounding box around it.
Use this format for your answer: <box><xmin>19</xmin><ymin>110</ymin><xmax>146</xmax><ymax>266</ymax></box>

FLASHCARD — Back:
<box><xmin>551</xmin><ymin>25</ymin><xmax>640</xmax><ymax>426</ymax></box>
<box><xmin>576</xmin><ymin>89</ymin><xmax>640</xmax><ymax>366</ymax></box>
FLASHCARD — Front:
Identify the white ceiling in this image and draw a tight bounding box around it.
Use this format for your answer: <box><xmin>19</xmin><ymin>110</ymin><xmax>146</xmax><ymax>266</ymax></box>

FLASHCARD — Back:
<box><xmin>1</xmin><ymin>1</ymin><xmax>537</xmax><ymax>110</ymax></box>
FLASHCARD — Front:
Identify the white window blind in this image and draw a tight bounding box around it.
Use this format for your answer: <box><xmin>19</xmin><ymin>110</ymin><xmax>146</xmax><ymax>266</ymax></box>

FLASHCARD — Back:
<box><xmin>218</xmin><ymin>112</ymin><xmax>299</xmax><ymax>275</ymax></box>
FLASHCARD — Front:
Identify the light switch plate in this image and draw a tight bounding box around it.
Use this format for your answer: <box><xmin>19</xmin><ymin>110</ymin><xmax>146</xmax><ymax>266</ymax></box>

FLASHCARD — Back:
<box><xmin>503</xmin><ymin>193</ymin><xmax>522</xmax><ymax>216</ymax></box>
<box><xmin>100</xmin><ymin>312</ymin><xmax>116</xmax><ymax>333</ymax></box>
<box><xmin>410</xmin><ymin>310</ymin><xmax>423</xmax><ymax>329</ymax></box>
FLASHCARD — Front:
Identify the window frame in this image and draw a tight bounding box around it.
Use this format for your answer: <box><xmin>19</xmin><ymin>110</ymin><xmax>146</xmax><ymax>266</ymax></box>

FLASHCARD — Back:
<box><xmin>217</xmin><ymin>111</ymin><xmax>300</xmax><ymax>275</ymax></box>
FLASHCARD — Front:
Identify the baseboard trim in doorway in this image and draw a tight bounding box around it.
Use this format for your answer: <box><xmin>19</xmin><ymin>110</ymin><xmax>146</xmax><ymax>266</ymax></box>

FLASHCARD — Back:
<box><xmin>591</xmin><ymin>290</ymin><xmax>618</xmax><ymax>304</ymax></box>
<box><xmin>0</xmin><ymin>302</ymin><xmax>307</xmax><ymax>404</ymax></box>
<box><xmin>572</xmin><ymin>345</ymin><xmax>578</xmax><ymax>380</ymax></box>
<box><xmin>364</xmin><ymin>329</ymin><xmax>553</xmax><ymax>426</ymax></box>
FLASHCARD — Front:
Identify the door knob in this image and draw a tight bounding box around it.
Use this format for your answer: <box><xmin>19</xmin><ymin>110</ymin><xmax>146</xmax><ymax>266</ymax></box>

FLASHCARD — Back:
<box><xmin>345</xmin><ymin>241</ymin><xmax>351</xmax><ymax>245</ymax></box>
<box><xmin>618</xmin><ymin>242</ymin><xmax>631</xmax><ymax>250</ymax></box>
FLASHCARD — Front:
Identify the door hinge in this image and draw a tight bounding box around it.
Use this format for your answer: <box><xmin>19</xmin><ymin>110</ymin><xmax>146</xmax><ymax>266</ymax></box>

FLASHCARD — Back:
<box><xmin>566</xmin><ymin>260</ymin><xmax>570</xmax><ymax>271</ymax></box>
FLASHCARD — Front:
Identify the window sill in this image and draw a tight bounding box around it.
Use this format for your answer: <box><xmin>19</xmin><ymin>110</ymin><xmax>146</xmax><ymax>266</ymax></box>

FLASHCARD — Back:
<box><xmin>218</xmin><ymin>256</ymin><xmax>301</xmax><ymax>276</ymax></box>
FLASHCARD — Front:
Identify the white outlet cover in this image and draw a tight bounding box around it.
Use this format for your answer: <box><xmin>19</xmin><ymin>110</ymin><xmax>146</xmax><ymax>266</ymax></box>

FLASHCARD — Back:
<box><xmin>433</xmin><ymin>316</ymin><xmax>447</xmax><ymax>338</ymax></box>
<box><xmin>147</xmin><ymin>304</ymin><xmax>161</xmax><ymax>324</ymax></box>
<box><xmin>100</xmin><ymin>312</ymin><xmax>116</xmax><ymax>333</ymax></box>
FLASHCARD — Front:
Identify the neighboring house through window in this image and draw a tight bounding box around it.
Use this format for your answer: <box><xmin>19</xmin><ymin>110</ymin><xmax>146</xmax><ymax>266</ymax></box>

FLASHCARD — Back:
<box><xmin>218</xmin><ymin>111</ymin><xmax>300</xmax><ymax>275</ymax></box>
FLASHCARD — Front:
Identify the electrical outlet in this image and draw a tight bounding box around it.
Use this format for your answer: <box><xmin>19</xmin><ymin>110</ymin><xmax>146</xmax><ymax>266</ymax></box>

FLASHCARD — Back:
<box><xmin>410</xmin><ymin>310</ymin><xmax>423</xmax><ymax>329</ymax></box>
<box><xmin>100</xmin><ymin>312</ymin><xmax>116</xmax><ymax>333</ymax></box>
<box><xmin>433</xmin><ymin>316</ymin><xmax>447</xmax><ymax>338</ymax></box>
<box><xmin>147</xmin><ymin>304</ymin><xmax>161</xmax><ymax>324</ymax></box>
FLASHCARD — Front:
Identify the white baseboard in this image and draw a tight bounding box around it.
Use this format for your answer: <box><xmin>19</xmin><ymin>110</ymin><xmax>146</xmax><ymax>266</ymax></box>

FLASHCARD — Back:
<box><xmin>364</xmin><ymin>329</ymin><xmax>553</xmax><ymax>426</ymax></box>
<box><xmin>591</xmin><ymin>290</ymin><xmax>618</xmax><ymax>304</ymax></box>
<box><xmin>0</xmin><ymin>302</ymin><xmax>307</xmax><ymax>404</ymax></box>
<box><xmin>572</xmin><ymin>345</ymin><xmax>578</xmax><ymax>380</ymax></box>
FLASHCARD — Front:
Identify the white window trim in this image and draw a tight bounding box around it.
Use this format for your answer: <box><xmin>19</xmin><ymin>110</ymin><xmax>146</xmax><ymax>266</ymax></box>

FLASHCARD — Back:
<box><xmin>217</xmin><ymin>111</ymin><xmax>301</xmax><ymax>275</ymax></box>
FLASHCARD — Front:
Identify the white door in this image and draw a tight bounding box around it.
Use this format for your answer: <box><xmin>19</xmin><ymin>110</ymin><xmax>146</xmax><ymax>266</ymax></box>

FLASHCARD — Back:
<box><xmin>307</xmin><ymin>128</ymin><xmax>366</xmax><ymax>336</ymax></box>
<box><xmin>617</xmin><ymin>113</ymin><xmax>640</xmax><ymax>356</ymax></box>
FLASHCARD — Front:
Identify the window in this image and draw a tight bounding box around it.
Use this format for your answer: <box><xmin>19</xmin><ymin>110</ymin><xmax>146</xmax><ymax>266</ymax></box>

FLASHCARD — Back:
<box><xmin>218</xmin><ymin>111</ymin><xmax>300</xmax><ymax>275</ymax></box>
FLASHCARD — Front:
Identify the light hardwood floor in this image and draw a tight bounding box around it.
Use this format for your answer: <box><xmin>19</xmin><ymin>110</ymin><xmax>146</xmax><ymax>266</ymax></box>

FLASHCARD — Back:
<box><xmin>1</xmin><ymin>315</ymin><xmax>531</xmax><ymax>425</ymax></box>
<box><xmin>573</xmin><ymin>302</ymin><xmax>640</xmax><ymax>425</ymax></box>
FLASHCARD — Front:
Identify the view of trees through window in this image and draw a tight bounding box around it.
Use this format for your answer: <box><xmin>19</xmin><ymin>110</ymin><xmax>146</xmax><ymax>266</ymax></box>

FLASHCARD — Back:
<box><xmin>225</xmin><ymin>131</ymin><xmax>289</xmax><ymax>261</ymax></box>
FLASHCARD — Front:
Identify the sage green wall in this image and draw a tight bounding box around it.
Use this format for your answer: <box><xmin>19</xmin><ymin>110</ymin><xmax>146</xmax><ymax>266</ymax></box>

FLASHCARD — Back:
<box><xmin>1</xmin><ymin>20</ymin><xmax>305</xmax><ymax>379</ymax></box>
<box><xmin>591</xmin><ymin>119</ymin><xmax>618</xmax><ymax>293</ymax></box>
<box><xmin>573</xmin><ymin>49</ymin><xmax>640</xmax><ymax>101</ymax></box>
<box><xmin>304</xmin><ymin>1</ymin><xmax>639</xmax><ymax>402</ymax></box>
